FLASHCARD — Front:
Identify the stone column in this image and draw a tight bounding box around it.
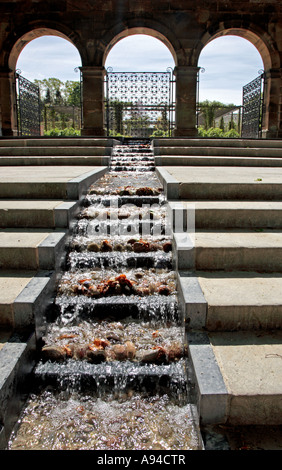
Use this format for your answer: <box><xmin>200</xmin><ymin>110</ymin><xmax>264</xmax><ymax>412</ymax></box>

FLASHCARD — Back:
<box><xmin>0</xmin><ymin>69</ymin><xmax>17</xmax><ymax>136</ymax></box>
<box><xmin>174</xmin><ymin>66</ymin><xmax>199</xmax><ymax>137</ymax></box>
<box><xmin>80</xmin><ymin>66</ymin><xmax>106</xmax><ymax>136</ymax></box>
<box><xmin>262</xmin><ymin>68</ymin><xmax>282</xmax><ymax>138</ymax></box>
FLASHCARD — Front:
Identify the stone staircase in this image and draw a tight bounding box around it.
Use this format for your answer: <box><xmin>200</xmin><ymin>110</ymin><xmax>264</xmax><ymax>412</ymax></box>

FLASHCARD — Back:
<box><xmin>0</xmin><ymin>137</ymin><xmax>111</xmax><ymax>448</ymax></box>
<box><xmin>2</xmin><ymin>134</ymin><xmax>282</xmax><ymax>448</ymax></box>
<box><xmin>154</xmin><ymin>137</ymin><xmax>282</xmax><ymax>428</ymax></box>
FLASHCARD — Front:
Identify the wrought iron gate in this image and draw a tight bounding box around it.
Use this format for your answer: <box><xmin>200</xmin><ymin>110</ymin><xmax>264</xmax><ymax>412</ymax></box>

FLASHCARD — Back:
<box><xmin>16</xmin><ymin>72</ymin><xmax>41</xmax><ymax>136</ymax></box>
<box><xmin>104</xmin><ymin>69</ymin><xmax>175</xmax><ymax>138</ymax></box>
<box><xmin>241</xmin><ymin>73</ymin><xmax>264</xmax><ymax>139</ymax></box>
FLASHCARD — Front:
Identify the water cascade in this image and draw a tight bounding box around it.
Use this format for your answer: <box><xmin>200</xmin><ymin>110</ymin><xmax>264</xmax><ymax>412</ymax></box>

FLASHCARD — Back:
<box><xmin>8</xmin><ymin>140</ymin><xmax>202</xmax><ymax>451</ymax></box>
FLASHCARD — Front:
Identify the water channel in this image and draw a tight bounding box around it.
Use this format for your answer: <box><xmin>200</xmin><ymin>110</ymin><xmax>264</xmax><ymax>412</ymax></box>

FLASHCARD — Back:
<box><xmin>8</xmin><ymin>140</ymin><xmax>203</xmax><ymax>451</ymax></box>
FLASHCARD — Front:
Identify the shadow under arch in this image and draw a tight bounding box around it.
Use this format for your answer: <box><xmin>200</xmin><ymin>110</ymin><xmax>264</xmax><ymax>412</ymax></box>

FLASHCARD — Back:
<box><xmin>102</xmin><ymin>27</ymin><xmax>178</xmax><ymax>69</ymax></box>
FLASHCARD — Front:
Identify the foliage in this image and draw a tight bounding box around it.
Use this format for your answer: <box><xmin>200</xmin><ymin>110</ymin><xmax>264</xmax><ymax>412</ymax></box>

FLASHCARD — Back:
<box><xmin>44</xmin><ymin>127</ymin><xmax>81</xmax><ymax>137</ymax></box>
<box><xmin>34</xmin><ymin>78</ymin><xmax>80</xmax><ymax>106</ymax></box>
<box><xmin>150</xmin><ymin>129</ymin><xmax>169</xmax><ymax>137</ymax></box>
<box><xmin>36</xmin><ymin>77</ymin><xmax>82</xmax><ymax>132</ymax></box>
<box><xmin>198</xmin><ymin>126</ymin><xmax>240</xmax><ymax>138</ymax></box>
<box><xmin>198</xmin><ymin>99</ymin><xmax>237</xmax><ymax>130</ymax></box>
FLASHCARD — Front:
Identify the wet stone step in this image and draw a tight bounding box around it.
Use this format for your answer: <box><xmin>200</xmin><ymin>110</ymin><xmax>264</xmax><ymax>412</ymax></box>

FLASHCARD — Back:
<box><xmin>32</xmin><ymin>359</ymin><xmax>189</xmax><ymax>399</ymax></box>
<box><xmin>54</xmin><ymin>294</ymin><xmax>180</xmax><ymax>323</ymax></box>
<box><xmin>7</xmin><ymin>142</ymin><xmax>197</xmax><ymax>451</ymax></box>
<box><xmin>40</xmin><ymin>318</ymin><xmax>185</xmax><ymax>365</ymax></box>
<box><xmin>72</xmin><ymin>219</ymin><xmax>168</xmax><ymax>237</ymax></box>
<box><xmin>83</xmin><ymin>195</ymin><xmax>166</xmax><ymax>207</ymax></box>
<box><xmin>86</xmin><ymin>172</ymin><xmax>162</xmax><ymax>194</ymax></box>
<box><xmin>67</xmin><ymin>251</ymin><xmax>173</xmax><ymax>270</ymax></box>
<box><xmin>111</xmin><ymin>167</ymin><xmax>155</xmax><ymax>172</ymax></box>
<box><xmin>111</xmin><ymin>157</ymin><xmax>154</xmax><ymax>162</ymax></box>
<box><xmin>8</xmin><ymin>379</ymin><xmax>202</xmax><ymax>451</ymax></box>
<box><xmin>68</xmin><ymin>235</ymin><xmax>172</xmax><ymax>252</ymax></box>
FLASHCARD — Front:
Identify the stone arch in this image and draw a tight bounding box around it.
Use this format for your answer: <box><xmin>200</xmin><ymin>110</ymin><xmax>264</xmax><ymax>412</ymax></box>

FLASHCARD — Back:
<box><xmin>195</xmin><ymin>25</ymin><xmax>279</xmax><ymax>71</ymax></box>
<box><xmin>194</xmin><ymin>24</ymin><xmax>281</xmax><ymax>137</ymax></box>
<box><xmin>5</xmin><ymin>23</ymin><xmax>85</xmax><ymax>72</ymax></box>
<box><xmin>0</xmin><ymin>23</ymin><xmax>84</xmax><ymax>136</ymax></box>
<box><xmin>101</xmin><ymin>23</ymin><xmax>184</xmax><ymax>69</ymax></box>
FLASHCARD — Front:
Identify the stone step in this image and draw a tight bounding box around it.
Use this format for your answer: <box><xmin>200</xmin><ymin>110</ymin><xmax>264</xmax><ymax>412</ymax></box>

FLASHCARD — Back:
<box><xmin>155</xmin><ymin>155</ymin><xmax>282</xmax><ymax>167</ymax></box>
<box><xmin>157</xmin><ymin>166</ymin><xmax>282</xmax><ymax>200</ymax></box>
<box><xmin>0</xmin><ymin>166</ymin><xmax>107</xmax><ymax>199</ymax></box>
<box><xmin>187</xmin><ymin>329</ymin><xmax>282</xmax><ymax>425</ymax></box>
<box><xmin>0</xmin><ymin>156</ymin><xmax>110</xmax><ymax>166</ymax></box>
<box><xmin>0</xmin><ymin>332</ymin><xmax>36</xmax><ymax>449</ymax></box>
<box><xmin>173</xmin><ymin>229</ymin><xmax>282</xmax><ymax>271</ymax></box>
<box><xmin>0</xmin><ymin>138</ymin><xmax>116</xmax><ymax>148</ymax></box>
<box><xmin>153</xmin><ymin>137</ymin><xmax>282</xmax><ymax>149</ymax></box>
<box><xmin>0</xmin><ymin>270</ymin><xmax>55</xmax><ymax>330</ymax></box>
<box><xmin>0</xmin><ymin>200</ymin><xmax>80</xmax><ymax>228</ymax></box>
<box><xmin>178</xmin><ymin>270</ymin><xmax>282</xmax><ymax>331</ymax></box>
<box><xmin>168</xmin><ymin>200</ymin><xmax>282</xmax><ymax>229</ymax></box>
<box><xmin>0</xmin><ymin>230</ymin><xmax>66</xmax><ymax>270</ymax></box>
<box><xmin>0</xmin><ymin>146</ymin><xmax>112</xmax><ymax>156</ymax></box>
<box><xmin>154</xmin><ymin>146</ymin><xmax>282</xmax><ymax>158</ymax></box>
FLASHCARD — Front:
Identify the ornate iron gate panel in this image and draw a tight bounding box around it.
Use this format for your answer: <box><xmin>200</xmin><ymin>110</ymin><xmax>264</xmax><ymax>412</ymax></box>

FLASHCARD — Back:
<box><xmin>105</xmin><ymin>69</ymin><xmax>175</xmax><ymax>138</ymax></box>
<box><xmin>241</xmin><ymin>73</ymin><xmax>264</xmax><ymax>139</ymax></box>
<box><xmin>16</xmin><ymin>72</ymin><xmax>41</xmax><ymax>136</ymax></box>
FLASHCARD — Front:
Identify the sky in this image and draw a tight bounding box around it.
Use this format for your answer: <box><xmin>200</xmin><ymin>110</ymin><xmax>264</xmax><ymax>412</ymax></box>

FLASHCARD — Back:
<box><xmin>16</xmin><ymin>34</ymin><xmax>264</xmax><ymax>106</ymax></box>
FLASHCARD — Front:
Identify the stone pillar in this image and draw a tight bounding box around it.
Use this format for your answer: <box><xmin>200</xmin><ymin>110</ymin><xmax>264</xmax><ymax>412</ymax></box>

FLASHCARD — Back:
<box><xmin>0</xmin><ymin>69</ymin><xmax>17</xmax><ymax>136</ymax></box>
<box><xmin>174</xmin><ymin>66</ymin><xmax>199</xmax><ymax>137</ymax></box>
<box><xmin>262</xmin><ymin>68</ymin><xmax>282</xmax><ymax>138</ymax></box>
<box><xmin>80</xmin><ymin>66</ymin><xmax>106</xmax><ymax>136</ymax></box>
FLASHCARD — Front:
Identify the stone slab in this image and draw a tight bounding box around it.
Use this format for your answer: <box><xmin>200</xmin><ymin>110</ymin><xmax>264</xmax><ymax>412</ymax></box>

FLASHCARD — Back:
<box><xmin>169</xmin><ymin>200</ymin><xmax>282</xmax><ymax>229</ymax></box>
<box><xmin>0</xmin><ymin>271</ymin><xmax>36</xmax><ymax>327</ymax></box>
<box><xmin>159</xmin><ymin>166</ymin><xmax>282</xmax><ymax>200</ymax></box>
<box><xmin>0</xmin><ymin>138</ymin><xmax>116</xmax><ymax>147</ymax></box>
<box><xmin>0</xmin><ymin>156</ymin><xmax>110</xmax><ymax>166</ymax></box>
<box><xmin>193</xmin><ymin>229</ymin><xmax>282</xmax><ymax>271</ymax></box>
<box><xmin>173</xmin><ymin>229</ymin><xmax>282</xmax><ymax>271</ymax></box>
<box><xmin>0</xmin><ymin>166</ymin><xmax>107</xmax><ymax>199</ymax></box>
<box><xmin>186</xmin><ymin>331</ymin><xmax>229</xmax><ymax>425</ymax></box>
<box><xmin>154</xmin><ymin>146</ymin><xmax>282</xmax><ymax>158</ymax></box>
<box><xmin>0</xmin><ymin>333</ymin><xmax>36</xmax><ymax>449</ymax></box>
<box><xmin>197</xmin><ymin>271</ymin><xmax>282</xmax><ymax>331</ymax></box>
<box><xmin>0</xmin><ymin>270</ymin><xmax>55</xmax><ymax>331</ymax></box>
<box><xmin>0</xmin><ymin>229</ymin><xmax>66</xmax><ymax>270</ymax></box>
<box><xmin>209</xmin><ymin>331</ymin><xmax>282</xmax><ymax>425</ymax></box>
<box><xmin>187</xmin><ymin>329</ymin><xmax>282</xmax><ymax>425</ymax></box>
<box><xmin>155</xmin><ymin>155</ymin><xmax>282</xmax><ymax>167</ymax></box>
<box><xmin>0</xmin><ymin>200</ymin><xmax>79</xmax><ymax>228</ymax></box>
<box><xmin>153</xmin><ymin>138</ymin><xmax>282</xmax><ymax>149</ymax></box>
<box><xmin>177</xmin><ymin>270</ymin><xmax>207</xmax><ymax>329</ymax></box>
<box><xmin>0</xmin><ymin>146</ymin><xmax>112</xmax><ymax>156</ymax></box>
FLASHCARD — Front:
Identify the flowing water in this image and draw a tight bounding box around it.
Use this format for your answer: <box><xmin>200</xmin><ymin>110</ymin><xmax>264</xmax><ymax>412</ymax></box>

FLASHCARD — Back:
<box><xmin>8</xmin><ymin>139</ymin><xmax>202</xmax><ymax>451</ymax></box>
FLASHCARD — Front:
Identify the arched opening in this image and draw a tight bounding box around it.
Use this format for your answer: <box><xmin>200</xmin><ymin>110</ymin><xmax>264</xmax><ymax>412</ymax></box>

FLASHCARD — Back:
<box><xmin>103</xmin><ymin>32</ymin><xmax>176</xmax><ymax>138</ymax></box>
<box><xmin>9</xmin><ymin>30</ymin><xmax>82</xmax><ymax>136</ymax></box>
<box><xmin>104</xmin><ymin>29</ymin><xmax>177</xmax><ymax>70</ymax></box>
<box><xmin>197</xmin><ymin>34</ymin><xmax>264</xmax><ymax>138</ymax></box>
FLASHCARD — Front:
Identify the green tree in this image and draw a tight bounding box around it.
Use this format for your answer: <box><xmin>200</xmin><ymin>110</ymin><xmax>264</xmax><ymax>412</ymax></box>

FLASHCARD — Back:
<box><xmin>65</xmin><ymin>81</ymin><xmax>81</xmax><ymax>107</ymax></box>
<box><xmin>219</xmin><ymin>116</ymin><xmax>225</xmax><ymax>132</ymax></box>
<box><xmin>199</xmin><ymin>100</ymin><xmax>236</xmax><ymax>130</ymax></box>
<box><xmin>34</xmin><ymin>78</ymin><xmax>64</xmax><ymax>104</ymax></box>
